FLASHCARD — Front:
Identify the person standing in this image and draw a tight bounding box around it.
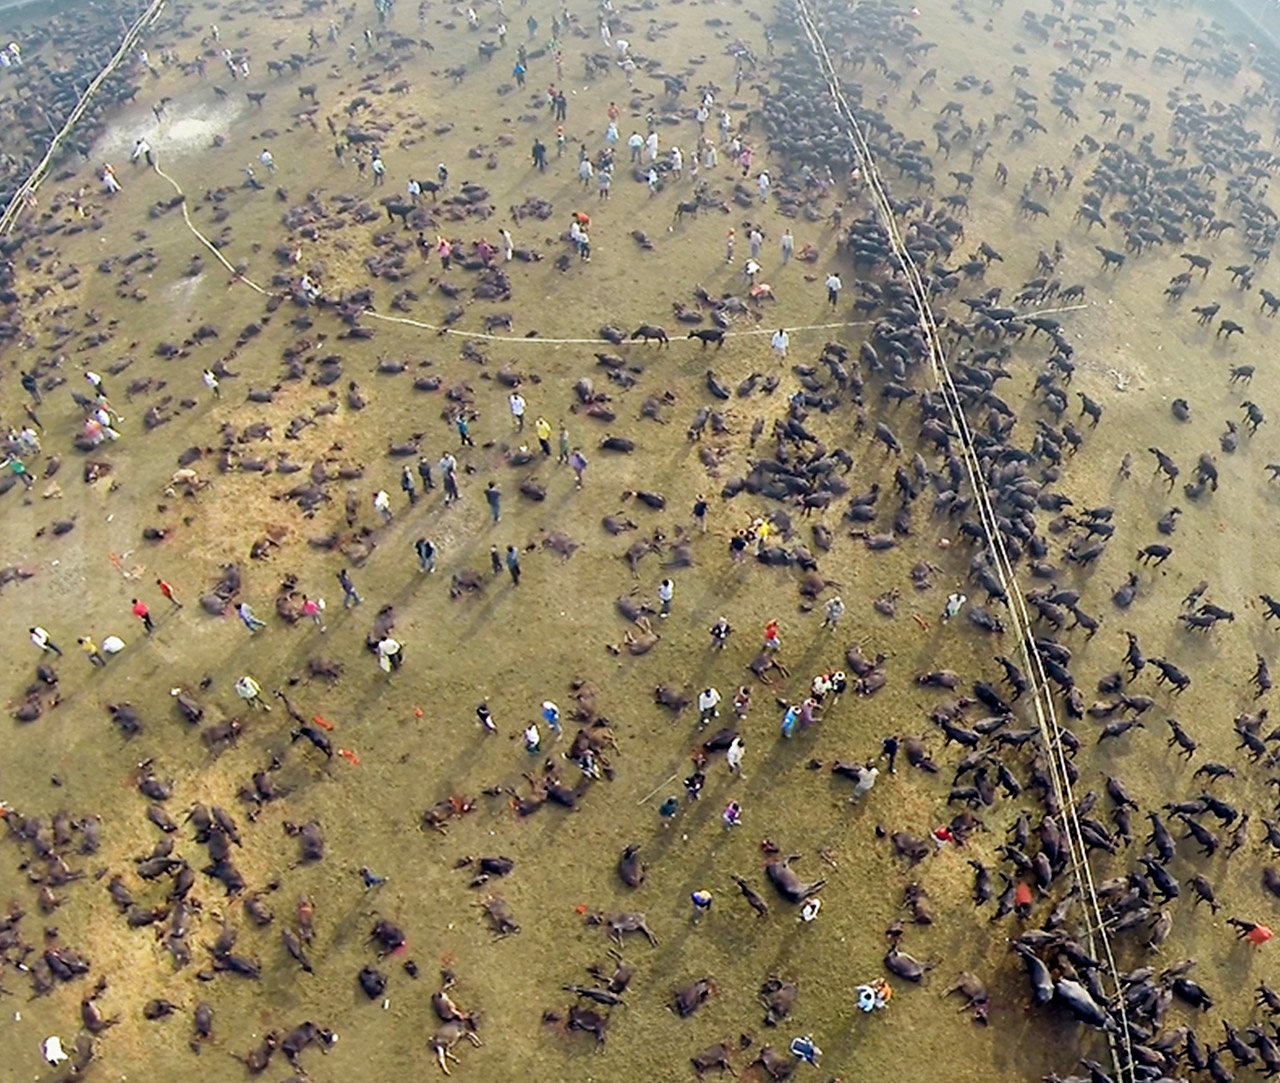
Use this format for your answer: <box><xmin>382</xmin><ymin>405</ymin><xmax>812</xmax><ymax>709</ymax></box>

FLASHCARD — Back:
<box><xmin>21</xmin><ymin>370</ymin><xmax>41</xmax><ymax>403</ymax></box>
<box><xmin>236</xmin><ymin>601</ymin><xmax>266</xmax><ymax>634</ymax></box>
<box><xmin>505</xmin><ymin>545</ymin><xmax>522</xmax><ymax>585</ymax></box>
<box><xmin>485</xmin><ymin>481</ymin><xmax>502</xmax><ymax>523</ymax></box>
<box><xmin>400</xmin><ymin>465</ymin><xmax>417</xmax><ymax>506</ymax></box>
<box><xmin>558</xmin><ymin>420</ymin><xmax>570</xmax><ymax>463</ymax></box>
<box><xmin>376</xmin><ymin>635</ymin><xmax>402</xmax><ymax>673</ymax></box>
<box><xmin>531</xmin><ymin>138</ymin><xmax>547</xmax><ymax>171</ymax></box>
<box><xmin>658</xmin><ymin>578</ymin><xmax>674</xmax><ymax>617</ymax></box>
<box><xmin>693</xmin><ymin>493</ymin><xmax>709</xmax><ymax>532</ymax></box>
<box><xmin>373</xmin><ymin>490</ymin><xmax>392</xmax><ymax>523</ymax></box>
<box><xmin>301</xmin><ymin>595</ymin><xmax>326</xmax><ymax>633</ymax></box>
<box><xmin>535</xmin><ymin>416</ymin><xmax>552</xmax><ymax>456</ymax></box>
<box><xmin>725</xmin><ymin>228</ymin><xmax>735</xmax><ymax>264</ymax></box>
<box><xmin>337</xmin><ymin>568</ymin><xmax>362</xmax><ymax>608</ymax></box>
<box><xmin>697</xmin><ymin>686</ymin><xmax>722</xmax><ymax>727</ymax></box>
<box><xmin>691</xmin><ymin>890</ymin><xmax>713</xmax><ymax>923</ymax></box>
<box><xmin>78</xmin><ymin>636</ymin><xmax>106</xmax><ymax>667</ymax></box>
<box><xmin>771</xmin><ymin>327</ymin><xmax>789</xmax><ymax>361</ymax></box>
<box><xmin>509</xmin><ymin>391</ymin><xmax>526</xmax><ymax>431</ymax></box>
<box><xmin>628</xmin><ymin>130</ymin><xmax>643</xmax><ymax>163</ymax></box>
<box><xmin>203</xmin><ymin>369</ymin><xmax>220</xmax><ymax>398</ymax></box>
<box><xmin>131</xmin><ymin>598</ymin><xmax>155</xmax><ymax>635</ymax></box>
<box><xmin>417</xmin><ymin>456</ymin><xmax>435</xmax><ymax>492</ymax></box>
<box><xmin>822</xmin><ymin>596</ymin><xmax>845</xmax><ymax>629</ymax></box>
<box><xmin>825</xmin><ymin>271</ymin><xmax>843</xmax><ymax>308</ymax></box>
<box><xmin>763</xmin><ymin>618</ymin><xmax>781</xmax><ymax>651</ymax></box>
<box><xmin>568</xmin><ymin>448</ymin><xmax>588</xmax><ymax>488</ymax></box>
<box><xmin>780</xmin><ymin>228</ymin><xmax>794</xmax><ymax>264</ymax></box>
<box><xmin>476</xmin><ymin>702</ymin><xmax>497</xmax><ymax>734</ymax></box>
<box><xmin>156</xmin><ymin>577</ymin><xmax>182</xmax><ymax>608</ymax></box>
<box><xmin>415</xmin><ymin>535</ymin><xmax>437</xmax><ymax>573</ymax></box>
<box><xmin>30</xmin><ymin>626</ymin><xmax>63</xmax><ymax>656</ymax></box>
<box><xmin>709</xmin><ymin>616</ymin><xmax>731</xmax><ymax>649</ymax></box>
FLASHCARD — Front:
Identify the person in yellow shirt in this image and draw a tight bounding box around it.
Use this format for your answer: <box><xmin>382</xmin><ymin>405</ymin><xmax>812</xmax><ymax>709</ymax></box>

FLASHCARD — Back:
<box><xmin>78</xmin><ymin>636</ymin><xmax>106</xmax><ymax>667</ymax></box>
<box><xmin>535</xmin><ymin>416</ymin><xmax>552</xmax><ymax>457</ymax></box>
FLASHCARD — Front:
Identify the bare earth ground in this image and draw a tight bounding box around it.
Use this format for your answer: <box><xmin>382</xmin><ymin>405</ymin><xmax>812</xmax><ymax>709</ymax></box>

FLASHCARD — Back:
<box><xmin>2</xmin><ymin>0</ymin><xmax>1280</xmax><ymax>1080</ymax></box>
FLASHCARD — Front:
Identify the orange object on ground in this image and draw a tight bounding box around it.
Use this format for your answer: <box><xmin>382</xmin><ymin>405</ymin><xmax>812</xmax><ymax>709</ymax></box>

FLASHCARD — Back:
<box><xmin>1249</xmin><ymin>924</ymin><xmax>1274</xmax><ymax>945</ymax></box>
<box><xmin>312</xmin><ymin>715</ymin><xmax>335</xmax><ymax>731</ymax></box>
<box><xmin>337</xmin><ymin>748</ymin><xmax>360</xmax><ymax>765</ymax></box>
<box><xmin>414</xmin><ymin>706</ymin><xmax>424</xmax><ymax>718</ymax></box>
<box><xmin>1014</xmin><ymin>882</ymin><xmax>1033</xmax><ymax>908</ymax></box>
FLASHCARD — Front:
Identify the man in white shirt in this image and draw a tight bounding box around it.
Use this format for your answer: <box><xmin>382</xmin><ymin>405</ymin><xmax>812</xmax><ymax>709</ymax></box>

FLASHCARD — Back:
<box><xmin>698</xmin><ymin>686</ymin><xmax>722</xmax><ymax>727</ymax></box>
<box><xmin>509</xmin><ymin>391</ymin><xmax>526</xmax><ymax>431</ymax></box>
<box><xmin>825</xmin><ymin>272</ymin><xmax>842</xmax><ymax>307</ymax></box>
<box><xmin>658</xmin><ymin>577</ymin><xmax>674</xmax><ymax>617</ymax></box>
<box><xmin>771</xmin><ymin>328</ymin><xmax>789</xmax><ymax>360</ymax></box>
<box><xmin>726</xmin><ymin>735</ymin><xmax>745</xmax><ymax>777</ymax></box>
<box><xmin>30</xmin><ymin>626</ymin><xmax>62</xmax><ymax>656</ymax></box>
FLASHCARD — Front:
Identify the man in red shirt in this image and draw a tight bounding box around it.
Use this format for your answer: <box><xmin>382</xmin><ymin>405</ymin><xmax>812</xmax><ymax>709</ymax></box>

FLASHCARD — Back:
<box><xmin>131</xmin><ymin>598</ymin><xmax>154</xmax><ymax>634</ymax></box>
<box><xmin>156</xmin><ymin>578</ymin><xmax>182</xmax><ymax>608</ymax></box>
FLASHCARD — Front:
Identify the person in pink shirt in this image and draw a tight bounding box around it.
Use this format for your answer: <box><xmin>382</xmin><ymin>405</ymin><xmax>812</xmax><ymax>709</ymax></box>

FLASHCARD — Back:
<box><xmin>301</xmin><ymin>595</ymin><xmax>326</xmax><ymax>633</ymax></box>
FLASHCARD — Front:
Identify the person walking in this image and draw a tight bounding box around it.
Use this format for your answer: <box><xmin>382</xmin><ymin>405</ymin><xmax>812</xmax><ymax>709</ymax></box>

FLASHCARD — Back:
<box><xmin>568</xmin><ymin>448</ymin><xmax>588</xmax><ymax>488</ymax></box>
<box><xmin>400</xmin><ymin>465</ymin><xmax>417</xmax><ymax>506</ymax></box>
<box><xmin>531</xmin><ymin>138</ymin><xmax>547</xmax><ymax>172</ymax></box>
<box><xmin>415</xmin><ymin>535</ymin><xmax>437</xmax><ymax>573</ymax></box>
<box><xmin>476</xmin><ymin>702</ymin><xmax>497</xmax><ymax>734</ymax></box>
<box><xmin>558</xmin><ymin>420</ymin><xmax>570</xmax><ymax>463</ymax></box>
<box><xmin>726</xmin><ymin>735</ymin><xmax>745</xmax><ymax>777</ymax></box>
<box><xmin>822</xmin><ymin>595</ymin><xmax>845</xmax><ymax>628</ymax></box>
<box><xmin>505</xmin><ymin>545</ymin><xmax>522</xmax><ymax>585</ymax></box>
<box><xmin>236</xmin><ymin>601</ymin><xmax>267</xmax><ymax>634</ymax></box>
<box><xmin>771</xmin><ymin>327</ymin><xmax>789</xmax><ymax>361</ymax></box>
<box><xmin>693</xmin><ymin>493</ymin><xmax>709</xmax><ymax>532</ymax></box>
<box><xmin>337</xmin><ymin>568</ymin><xmax>362</xmax><ymax>607</ymax></box>
<box><xmin>658</xmin><ymin>578</ymin><xmax>674</xmax><ymax>618</ymax></box>
<box><xmin>30</xmin><ymin>626</ymin><xmax>63</xmax><ymax>656</ymax></box>
<box><xmin>763</xmin><ymin>618</ymin><xmax>781</xmax><ymax>651</ymax></box>
<box><xmin>455</xmin><ymin>413</ymin><xmax>475</xmax><ymax>447</ymax></box>
<box><xmin>535</xmin><ymin>416</ymin><xmax>552</xmax><ymax>456</ymax></box>
<box><xmin>523</xmin><ymin>721</ymin><xmax>541</xmax><ymax>753</ymax></box>
<box><xmin>722</xmin><ymin>800</ymin><xmax>742</xmax><ymax>828</ymax></box>
<box><xmin>235</xmin><ymin>674</ymin><xmax>270</xmax><ymax>710</ymax></box>
<box><xmin>825</xmin><ymin>270</ymin><xmax>843</xmax><ymax>308</ymax></box>
<box><xmin>373</xmin><ymin>490</ymin><xmax>392</xmax><ymax>523</ymax></box>
<box><xmin>541</xmin><ymin>700</ymin><xmax>561</xmax><ymax>739</ymax></box>
<box><xmin>156</xmin><ymin>578</ymin><xmax>182</xmax><ymax>608</ymax></box>
<box><xmin>440</xmin><ymin>450</ymin><xmax>459</xmax><ymax>505</ymax></box>
<box><xmin>203</xmin><ymin>369</ymin><xmax>220</xmax><ymax>398</ymax></box>
<box><xmin>489</xmin><ymin>545</ymin><xmax>503</xmax><ymax>576</ymax></box>
<box><xmin>697</xmin><ymin>686</ymin><xmax>722</xmax><ymax>727</ymax></box>
<box><xmin>130</xmin><ymin>597</ymin><xmax>155</xmax><ymax>635</ymax></box>
<box><xmin>21</xmin><ymin>370</ymin><xmax>41</xmax><ymax>404</ymax></box>
<box><xmin>485</xmin><ymin>481</ymin><xmax>502</xmax><ymax>523</ymax></box>
<box><xmin>301</xmin><ymin>595</ymin><xmax>326</xmax><ymax>633</ymax></box>
<box><xmin>725</xmin><ymin>228</ymin><xmax>735</xmax><ymax>264</ymax></box>
<box><xmin>78</xmin><ymin>636</ymin><xmax>106</xmax><ymax>666</ymax></box>
<box><xmin>509</xmin><ymin>391</ymin><xmax>526</xmax><ymax>431</ymax></box>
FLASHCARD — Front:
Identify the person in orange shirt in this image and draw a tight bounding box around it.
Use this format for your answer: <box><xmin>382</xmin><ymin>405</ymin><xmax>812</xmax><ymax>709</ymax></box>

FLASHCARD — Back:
<box><xmin>156</xmin><ymin>577</ymin><xmax>182</xmax><ymax>608</ymax></box>
<box><xmin>763</xmin><ymin>619</ymin><xmax>780</xmax><ymax>652</ymax></box>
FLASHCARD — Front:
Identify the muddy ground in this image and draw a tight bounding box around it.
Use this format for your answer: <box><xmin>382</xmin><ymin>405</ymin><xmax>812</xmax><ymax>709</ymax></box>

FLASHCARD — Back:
<box><xmin>2</xmin><ymin>0</ymin><xmax>1280</xmax><ymax>1080</ymax></box>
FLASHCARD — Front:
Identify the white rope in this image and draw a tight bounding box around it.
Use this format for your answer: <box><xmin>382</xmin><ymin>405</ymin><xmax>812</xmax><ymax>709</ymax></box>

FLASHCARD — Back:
<box><xmin>787</xmin><ymin>5</ymin><xmax>1133</xmax><ymax>1078</ymax></box>
<box><xmin>0</xmin><ymin>0</ymin><xmax>168</xmax><ymax>236</ymax></box>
